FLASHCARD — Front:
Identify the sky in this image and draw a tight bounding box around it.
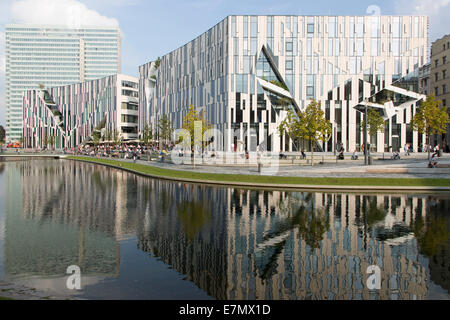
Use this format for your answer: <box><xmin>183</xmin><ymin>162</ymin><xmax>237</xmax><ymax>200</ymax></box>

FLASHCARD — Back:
<box><xmin>1</xmin><ymin>0</ymin><xmax>450</xmax><ymax>127</ymax></box>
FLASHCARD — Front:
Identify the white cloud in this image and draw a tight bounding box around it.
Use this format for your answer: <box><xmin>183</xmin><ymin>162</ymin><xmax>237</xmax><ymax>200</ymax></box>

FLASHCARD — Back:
<box><xmin>10</xmin><ymin>0</ymin><xmax>119</xmax><ymax>27</ymax></box>
<box><xmin>395</xmin><ymin>0</ymin><xmax>450</xmax><ymax>41</ymax></box>
<box><xmin>0</xmin><ymin>0</ymin><xmax>120</xmax><ymax>126</ymax></box>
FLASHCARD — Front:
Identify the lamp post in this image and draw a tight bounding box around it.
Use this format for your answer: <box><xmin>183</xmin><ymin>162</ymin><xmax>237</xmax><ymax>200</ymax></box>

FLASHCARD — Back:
<box><xmin>364</xmin><ymin>99</ymin><xmax>368</xmax><ymax>166</ymax></box>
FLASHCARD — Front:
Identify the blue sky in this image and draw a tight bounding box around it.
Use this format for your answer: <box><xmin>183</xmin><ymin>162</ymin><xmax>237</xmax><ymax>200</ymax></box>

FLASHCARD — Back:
<box><xmin>1</xmin><ymin>0</ymin><xmax>450</xmax><ymax>127</ymax></box>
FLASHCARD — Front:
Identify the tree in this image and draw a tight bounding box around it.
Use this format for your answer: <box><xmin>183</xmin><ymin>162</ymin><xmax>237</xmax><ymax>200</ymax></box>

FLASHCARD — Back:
<box><xmin>412</xmin><ymin>95</ymin><xmax>449</xmax><ymax>159</ymax></box>
<box><xmin>279</xmin><ymin>99</ymin><xmax>331</xmax><ymax>166</ymax></box>
<box><xmin>279</xmin><ymin>110</ymin><xmax>305</xmax><ymax>151</ymax></box>
<box><xmin>181</xmin><ymin>105</ymin><xmax>212</xmax><ymax>153</ymax></box>
<box><xmin>361</xmin><ymin>109</ymin><xmax>385</xmax><ymax>150</ymax></box>
<box><xmin>157</xmin><ymin>115</ymin><xmax>174</xmax><ymax>147</ymax></box>
<box><xmin>0</xmin><ymin>125</ymin><xmax>5</xmax><ymax>143</ymax></box>
<box><xmin>113</xmin><ymin>130</ymin><xmax>122</xmax><ymax>146</ymax></box>
<box><xmin>142</xmin><ymin>123</ymin><xmax>153</xmax><ymax>146</ymax></box>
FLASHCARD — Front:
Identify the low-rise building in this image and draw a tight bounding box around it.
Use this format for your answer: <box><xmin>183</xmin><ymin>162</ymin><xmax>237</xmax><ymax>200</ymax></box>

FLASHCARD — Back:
<box><xmin>23</xmin><ymin>74</ymin><xmax>139</xmax><ymax>149</ymax></box>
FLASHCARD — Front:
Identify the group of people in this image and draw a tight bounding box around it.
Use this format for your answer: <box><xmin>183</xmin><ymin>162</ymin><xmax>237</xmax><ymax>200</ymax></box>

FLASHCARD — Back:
<box><xmin>63</xmin><ymin>143</ymin><xmax>175</xmax><ymax>163</ymax></box>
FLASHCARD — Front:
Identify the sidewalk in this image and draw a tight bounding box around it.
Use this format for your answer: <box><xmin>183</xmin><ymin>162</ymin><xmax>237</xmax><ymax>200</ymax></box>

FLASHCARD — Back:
<box><xmin>116</xmin><ymin>154</ymin><xmax>450</xmax><ymax>179</ymax></box>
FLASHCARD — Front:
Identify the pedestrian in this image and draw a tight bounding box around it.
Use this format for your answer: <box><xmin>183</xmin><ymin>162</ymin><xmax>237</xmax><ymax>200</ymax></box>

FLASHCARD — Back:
<box><xmin>404</xmin><ymin>144</ymin><xmax>410</xmax><ymax>156</ymax></box>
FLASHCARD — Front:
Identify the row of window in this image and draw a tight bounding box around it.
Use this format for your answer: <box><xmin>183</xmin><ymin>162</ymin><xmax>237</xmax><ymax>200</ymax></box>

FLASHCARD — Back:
<box><xmin>434</xmin><ymin>85</ymin><xmax>448</xmax><ymax>96</ymax></box>
<box><xmin>232</xmin><ymin>16</ymin><xmax>425</xmax><ymax>39</ymax></box>
<box><xmin>434</xmin><ymin>56</ymin><xmax>447</xmax><ymax>68</ymax></box>
<box><xmin>121</xmin><ymin>115</ymin><xmax>138</xmax><ymax>123</ymax></box>
<box><xmin>434</xmin><ymin>69</ymin><xmax>447</xmax><ymax>81</ymax></box>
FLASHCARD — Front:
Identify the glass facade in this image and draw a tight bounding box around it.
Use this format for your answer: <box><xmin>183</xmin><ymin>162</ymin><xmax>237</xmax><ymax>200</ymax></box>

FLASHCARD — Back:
<box><xmin>140</xmin><ymin>15</ymin><xmax>428</xmax><ymax>153</ymax></box>
<box><xmin>5</xmin><ymin>25</ymin><xmax>121</xmax><ymax>143</ymax></box>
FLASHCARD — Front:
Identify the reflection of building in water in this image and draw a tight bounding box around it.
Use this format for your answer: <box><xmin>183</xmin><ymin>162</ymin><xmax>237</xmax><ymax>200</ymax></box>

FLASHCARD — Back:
<box><xmin>137</xmin><ymin>181</ymin><xmax>442</xmax><ymax>300</ymax></box>
<box><xmin>4</xmin><ymin>160</ymin><xmax>139</xmax><ymax>279</ymax></box>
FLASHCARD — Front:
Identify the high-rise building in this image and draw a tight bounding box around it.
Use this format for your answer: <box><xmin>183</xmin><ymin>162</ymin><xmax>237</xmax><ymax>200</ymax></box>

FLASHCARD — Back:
<box><xmin>140</xmin><ymin>16</ymin><xmax>428</xmax><ymax>153</ymax></box>
<box><xmin>430</xmin><ymin>34</ymin><xmax>450</xmax><ymax>152</ymax></box>
<box><xmin>23</xmin><ymin>74</ymin><xmax>138</xmax><ymax>149</ymax></box>
<box><xmin>5</xmin><ymin>25</ymin><xmax>122</xmax><ymax>143</ymax></box>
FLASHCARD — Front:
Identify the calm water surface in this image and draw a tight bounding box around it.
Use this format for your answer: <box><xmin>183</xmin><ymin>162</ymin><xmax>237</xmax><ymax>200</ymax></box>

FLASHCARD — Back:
<box><xmin>0</xmin><ymin>160</ymin><xmax>448</xmax><ymax>300</ymax></box>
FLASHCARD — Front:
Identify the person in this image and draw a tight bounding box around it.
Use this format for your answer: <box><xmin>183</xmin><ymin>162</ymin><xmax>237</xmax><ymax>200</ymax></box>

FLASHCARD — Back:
<box><xmin>351</xmin><ymin>150</ymin><xmax>359</xmax><ymax>160</ymax></box>
<box><xmin>429</xmin><ymin>153</ymin><xmax>438</xmax><ymax>168</ymax></box>
<box><xmin>392</xmin><ymin>151</ymin><xmax>400</xmax><ymax>160</ymax></box>
<box><xmin>434</xmin><ymin>144</ymin><xmax>440</xmax><ymax>157</ymax></box>
<box><xmin>301</xmin><ymin>149</ymin><xmax>306</xmax><ymax>160</ymax></box>
<box><xmin>160</xmin><ymin>149</ymin><xmax>166</xmax><ymax>163</ymax></box>
<box><xmin>404</xmin><ymin>144</ymin><xmax>410</xmax><ymax>156</ymax></box>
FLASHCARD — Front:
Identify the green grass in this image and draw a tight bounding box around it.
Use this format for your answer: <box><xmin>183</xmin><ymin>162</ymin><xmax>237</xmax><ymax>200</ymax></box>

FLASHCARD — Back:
<box><xmin>66</xmin><ymin>156</ymin><xmax>450</xmax><ymax>188</ymax></box>
<box><xmin>0</xmin><ymin>297</ymin><xmax>13</xmax><ymax>300</ymax></box>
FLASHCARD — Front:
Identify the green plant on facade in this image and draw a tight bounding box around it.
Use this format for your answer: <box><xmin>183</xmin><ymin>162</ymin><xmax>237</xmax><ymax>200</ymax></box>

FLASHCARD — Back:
<box><xmin>412</xmin><ymin>94</ymin><xmax>450</xmax><ymax>159</ymax></box>
<box><xmin>154</xmin><ymin>57</ymin><xmax>161</xmax><ymax>69</ymax></box>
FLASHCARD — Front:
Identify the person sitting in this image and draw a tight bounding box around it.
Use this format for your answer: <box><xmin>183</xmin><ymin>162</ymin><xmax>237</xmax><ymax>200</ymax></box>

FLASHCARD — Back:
<box><xmin>429</xmin><ymin>153</ymin><xmax>438</xmax><ymax>168</ymax></box>
<box><xmin>351</xmin><ymin>150</ymin><xmax>359</xmax><ymax>160</ymax></box>
<box><xmin>301</xmin><ymin>149</ymin><xmax>307</xmax><ymax>160</ymax></box>
<box><xmin>392</xmin><ymin>151</ymin><xmax>401</xmax><ymax>160</ymax></box>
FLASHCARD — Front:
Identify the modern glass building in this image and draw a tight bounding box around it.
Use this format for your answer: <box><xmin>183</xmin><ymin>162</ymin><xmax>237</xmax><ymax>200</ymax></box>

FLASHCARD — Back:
<box><xmin>23</xmin><ymin>74</ymin><xmax>138</xmax><ymax>149</ymax></box>
<box><xmin>140</xmin><ymin>15</ymin><xmax>429</xmax><ymax>153</ymax></box>
<box><xmin>5</xmin><ymin>25</ymin><xmax>122</xmax><ymax>143</ymax></box>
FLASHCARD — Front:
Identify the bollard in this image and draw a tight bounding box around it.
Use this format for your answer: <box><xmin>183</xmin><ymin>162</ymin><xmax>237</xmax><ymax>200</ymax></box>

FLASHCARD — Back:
<box><xmin>258</xmin><ymin>163</ymin><xmax>262</xmax><ymax>173</ymax></box>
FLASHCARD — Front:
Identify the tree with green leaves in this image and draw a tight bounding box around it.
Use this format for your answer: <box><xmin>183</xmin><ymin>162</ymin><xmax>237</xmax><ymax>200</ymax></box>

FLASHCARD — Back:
<box><xmin>181</xmin><ymin>105</ymin><xmax>213</xmax><ymax>162</ymax></box>
<box><xmin>412</xmin><ymin>95</ymin><xmax>449</xmax><ymax>159</ymax></box>
<box><xmin>279</xmin><ymin>99</ymin><xmax>331</xmax><ymax>166</ymax></box>
<box><xmin>279</xmin><ymin>110</ymin><xmax>304</xmax><ymax>151</ymax></box>
<box><xmin>113</xmin><ymin>130</ymin><xmax>122</xmax><ymax>146</ymax></box>
<box><xmin>157</xmin><ymin>115</ymin><xmax>174</xmax><ymax>148</ymax></box>
<box><xmin>142</xmin><ymin>123</ymin><xmax>153</xmax><ymax>147</ymax></box>
<box><xmin>361</xmin><ymin>108</ymin><xmax>385</xmax><ymax>150</ymax></box>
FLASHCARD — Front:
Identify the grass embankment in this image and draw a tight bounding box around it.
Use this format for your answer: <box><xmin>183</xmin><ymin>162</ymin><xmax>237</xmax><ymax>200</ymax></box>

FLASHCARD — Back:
<box><xmin>66</xmin><ymin>156</ymin><xmax>450</xmax><ymax>187</ymax></box>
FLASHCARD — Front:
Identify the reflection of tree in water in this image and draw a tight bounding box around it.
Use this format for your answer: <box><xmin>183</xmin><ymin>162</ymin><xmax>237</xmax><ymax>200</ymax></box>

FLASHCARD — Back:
<box><xmin>177</xmin><ymin>199</ymin><xmax>211</xmax><ymax>243</ymax></box>
<box><xmin>256</xmin><ymin>192</ymin><xmax>330</xmax><ymax>280</ymax></box>
<box><xmin>0</xmin><ymin>163</ymin><xmax>5</xmax><ymax>174</ymax></box>
<box><xmin>413</xmin><ymin>197</ymin><xmax>449</xmax><ymax>291</ymax></box>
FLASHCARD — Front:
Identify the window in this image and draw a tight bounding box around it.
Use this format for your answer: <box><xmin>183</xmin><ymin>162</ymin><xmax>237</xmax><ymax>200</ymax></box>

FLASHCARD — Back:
<box><xmin>443</xmin><ymin>70</ymin><xmax>447</xmax><ymax>79</ymax></box>
<box><xmin>435</xmin><ymin>59</ymin><xmax>439</xmax><ymax>68</ymax></box>
<box><xmin>435</xmin><ymin>73</ymin><xmax>439</xmax><ymax>81</ymax></box>
<box><xmin>121</xmin><ymin>102</ymin><xmax>138</xmax><ymax>111</ymax></box>
<box><xmin>122</xmin><ymin>89</ymin><xmax>138</xmax><ymax>98</ymax></box>
<box><xmin>122</xmin><ymin>81</ymin><xmax>137</xmax><ymax>89</ymax></box>
<box><xmin>307</xmin><ymin>23</ymin><xmax>314</xmax><ymax>34</ymax></box>
<box><xmin>286</xmin><ymin>59</ymin><xmax>293</xmax><ymax>71</ymax></box>
<box><xmin>444</xmin><ymin>56</ymin><xmax>447</xmax><ymax>64</ymax></box>
<box><xmin>121</xmin><ymin>114</ymin><xmax>138</xmax><ymax>123</ymax></box>
<box><xmin>286</xmin><ymin>41</ymin><xmax>293</xmax><ymax>52</ymax></box>
<box><xmin>435</xmin><ymin>87</ymin><xmax>439</xmax><ymax>96</ymax></box>
<box><xmin>443</xmin><ymin>99</ymin><xmax>447</xmax><ymax>106</ymax></box>
<box><xmin>444</xmin><ymin>84</ymin><xmax>447</xmax><ymax>94</ymax></box>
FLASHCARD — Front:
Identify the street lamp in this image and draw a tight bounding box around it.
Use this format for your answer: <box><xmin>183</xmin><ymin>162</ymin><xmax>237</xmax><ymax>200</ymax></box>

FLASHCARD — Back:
<box><xmin>364</xmin><ymin>99</ymin><xmax>368</xmax><ymax>166</ymax></box>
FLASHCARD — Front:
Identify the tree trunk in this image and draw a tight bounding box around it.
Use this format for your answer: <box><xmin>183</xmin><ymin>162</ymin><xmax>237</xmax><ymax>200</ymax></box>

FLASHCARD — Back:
<box><xmin>310</xmin><ymin>140</ymin><xmax>314</xmax><ymax>166</ymax></box>
<box><xmin>428</xmin><ymin>133</ymin><xmax>431</xmax><ymax>160</ymax></box>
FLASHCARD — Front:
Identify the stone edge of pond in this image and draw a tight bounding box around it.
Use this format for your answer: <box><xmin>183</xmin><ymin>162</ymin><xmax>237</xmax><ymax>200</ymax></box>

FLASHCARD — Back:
<box><xmin>0</xmin><ymin>281</ymin><xmax>79</xmax><ymax>300</ymax></box>
<box><xmin>65</xmin><ymin>157</ymin><xmax>450</xmax><ymax>193</ymax></box>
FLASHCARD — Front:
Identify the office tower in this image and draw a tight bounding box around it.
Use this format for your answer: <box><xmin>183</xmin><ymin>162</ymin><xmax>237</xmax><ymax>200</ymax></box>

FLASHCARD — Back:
<box><xmin>5</xmin><ymin>25</ymin><xmax>121</xmax><ymax>143</ymax></box>
<box><xmin>140</xmin><ymin>16</ymin><xmax>429</xmax><ymax>153</ymax></box>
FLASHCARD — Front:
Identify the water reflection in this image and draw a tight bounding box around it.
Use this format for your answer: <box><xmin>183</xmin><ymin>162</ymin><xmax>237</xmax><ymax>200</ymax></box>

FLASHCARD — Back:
<box><xmin>0</xmin><ymin>160</ymin><xmax>448</xmax><ymax>300</ymax></box>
